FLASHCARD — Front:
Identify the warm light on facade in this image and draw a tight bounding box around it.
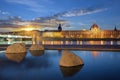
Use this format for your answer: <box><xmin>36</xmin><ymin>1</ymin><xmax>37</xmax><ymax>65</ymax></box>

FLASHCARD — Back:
<box><xmin>43</xmin><ymin>32</ymin><xmax>54</xmax><ymax>37</ymax></box>
<box><xmin>24</xmin><ymin>28</ymin><xmax>34</xmax><ymax>31</ymax></box>
<box><xmin>43</xmin><ymin>32</ymin><xmax>62</xmax><ymax>38</ymax></box>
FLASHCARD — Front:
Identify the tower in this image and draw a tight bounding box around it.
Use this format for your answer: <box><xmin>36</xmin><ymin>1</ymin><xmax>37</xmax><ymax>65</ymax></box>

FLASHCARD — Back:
<box><xmin>114</xmin><ymin>26</ymin><xmax>117</xmax><ymax>31</ymax></box>
<box><xmin>58</xmin><ymin>24</ymin><xmax>62</xmax><ymax>31</ymax></box>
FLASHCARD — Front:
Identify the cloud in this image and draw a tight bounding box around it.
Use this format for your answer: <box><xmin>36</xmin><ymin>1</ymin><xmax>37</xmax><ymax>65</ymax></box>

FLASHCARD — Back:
<box><xmin>4</xmin><ymin>0</ymin><xmax>54</xmax><ymax>12</ymax></box>
<box><xmin>0</xmin><ymin>6</ymin><xmax>108</xmax><ymax>32</ymax></box>
<box><xmin>52</xmin><ymin>7</ymin><xmax>108</xmax><ymax>18</ymax></box>
<box><xmin>0</xmin><ymin>10</ymin><xmax>10</xmax><ymax>20</ymax></box>
<box><xmin>0</xmin><ymin>10</ymin><xmax>9</xmax><ymax>15</ymax></box>
<box><xmin>0</xmin><ymin>16</ymin><xmax>23</xmax><ymax>28</ymax></box>
<box><xmin>5</xmin><ymin>0</ymin><xmax>41</xmax><ymax>7</ymax></box>
<box><xmin>0</xmin><ymin>16</ymin><xmax>68</xmax><ymax>32</ymax></box>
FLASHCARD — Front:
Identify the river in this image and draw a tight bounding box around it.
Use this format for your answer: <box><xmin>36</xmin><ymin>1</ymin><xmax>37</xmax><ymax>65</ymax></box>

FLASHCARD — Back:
<box><xmin>0</xmin><ymin>50</ymin><xmax>120</xmax><ymax>80</ymax></box>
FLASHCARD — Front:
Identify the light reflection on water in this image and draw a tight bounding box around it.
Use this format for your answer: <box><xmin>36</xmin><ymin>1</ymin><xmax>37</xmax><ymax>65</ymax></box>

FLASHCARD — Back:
<box><xmin>0</xmin><ymin>50</ymin><xmax>120</xmax><ymax>80</ymax></box>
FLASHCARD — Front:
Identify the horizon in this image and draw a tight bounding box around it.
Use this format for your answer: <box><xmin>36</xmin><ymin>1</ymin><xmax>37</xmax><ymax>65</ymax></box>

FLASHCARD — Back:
<box><xmin>0</xmin><ymin>0</ymin><xmax>120</xmax><ymax>32</ymax></box>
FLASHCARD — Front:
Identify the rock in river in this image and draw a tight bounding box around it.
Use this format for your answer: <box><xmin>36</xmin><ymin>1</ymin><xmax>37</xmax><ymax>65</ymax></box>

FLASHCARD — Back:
<box><xmin>5</xmin><ymin>43</ymin><xmax>27</xmax><ymax>62</ymax></box>
<box><xmin>29</xmin><ymin>44</ymin><xmax>44</xmax><ymax>56</ymax></box>
<box><xmin>59</xmin><ymin>50</ymin><xmax>84</xmax><ymax>67</ymax></box>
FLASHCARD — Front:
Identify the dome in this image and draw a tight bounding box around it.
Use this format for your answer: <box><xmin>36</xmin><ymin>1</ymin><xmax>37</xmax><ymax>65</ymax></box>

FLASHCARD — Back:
<box><xmin>90</xmin><ymin>23</ymin><xmax>100</xmax><ymax>30</ymax></box>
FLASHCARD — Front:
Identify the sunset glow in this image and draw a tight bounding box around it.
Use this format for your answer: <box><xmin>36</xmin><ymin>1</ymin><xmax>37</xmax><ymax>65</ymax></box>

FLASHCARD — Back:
<box><xmin>24</xmin><ymin>28</ymin><xmax>34</xmax><ymax>31</ymax></box>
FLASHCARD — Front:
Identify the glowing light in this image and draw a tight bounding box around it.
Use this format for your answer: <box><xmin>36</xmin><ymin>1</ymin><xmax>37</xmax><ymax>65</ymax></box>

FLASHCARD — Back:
<box><xmin>110</xmin><ymin>41</ymin><xmax>113</xmax><ymax>45</ymax></box>
<box><xmin>24</xmin><ymin>28</ymin><xmax>34</xmax><ymax>31</ymax></box>
<box><xmin>43</xmin><ymin>32</ymin><xmax>62</xmax><ymax>37</ymax></box>
<box><xmin>82</xmin><ymin>28</ymin><xmax>86</xmax><ymax>31</ymax></box>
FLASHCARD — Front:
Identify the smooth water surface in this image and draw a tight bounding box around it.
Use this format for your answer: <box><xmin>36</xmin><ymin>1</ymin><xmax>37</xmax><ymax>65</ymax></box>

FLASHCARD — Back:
<box><xmin>0</xmin><ymin>50</ymin><xmax>120</xmax><ymax>80</ymax></box>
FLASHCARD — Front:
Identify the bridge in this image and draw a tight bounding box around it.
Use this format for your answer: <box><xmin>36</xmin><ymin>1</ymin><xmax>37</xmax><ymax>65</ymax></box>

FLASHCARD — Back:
<box><xmin>0</xmin><ymin>34</ymin><xmax>32</xmax><ymax>44</ymax></box>
<box><xmin>0</xmin><ymin>34</ymin><xmax>32</xmax><ymax>38</ymax></box>
<box><xmin>0</xmin><ymin>31</ymin><xmax>42</xmax><ymax>45</ymax></box>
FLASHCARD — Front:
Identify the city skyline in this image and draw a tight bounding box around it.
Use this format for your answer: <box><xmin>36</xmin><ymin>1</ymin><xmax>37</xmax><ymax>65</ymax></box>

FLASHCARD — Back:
<box><xmin>0</xmin><ymin>0</ymin><xmax>120</xmax><ymax>32</ymax></box>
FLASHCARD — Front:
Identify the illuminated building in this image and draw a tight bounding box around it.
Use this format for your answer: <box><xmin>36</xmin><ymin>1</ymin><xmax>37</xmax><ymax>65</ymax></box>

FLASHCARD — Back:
<box><xmin>42</xmin><ymin>23</ymin><xmax>120</xmax><ymax>39</ymax></box>
<box><xmin>42</xmin><ymin>23</ymin><xmax>120</xmax><ymax>45</ymax></box>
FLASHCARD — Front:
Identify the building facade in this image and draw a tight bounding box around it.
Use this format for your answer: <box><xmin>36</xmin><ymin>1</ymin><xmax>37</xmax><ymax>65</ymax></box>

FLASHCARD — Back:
<box><xmin>42</xmin><ymin>23</ymin><xmax>120</xmax><ymax>39</ymax></box>
<box><xmin>42</xmin><ymin>23</ymin><xmax>120</xmax><ymax>45</ymax></box>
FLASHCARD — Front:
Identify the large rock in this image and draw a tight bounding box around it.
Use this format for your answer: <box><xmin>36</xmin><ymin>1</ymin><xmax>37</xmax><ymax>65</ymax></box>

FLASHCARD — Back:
<box><xmin>6</xmin><ymin>43</ymin><xmax>26</xmax><ymax>53</ymax></box>
<box><xmin>60</xmin><ymin>50</ymin><xmax>84</xmax><ymax>67</ymax></box>
<box><xmin>29</xmin><ymin>44</ymin><xmax>44</xmax><ymax>56</ymax></box>
<box><xmin>5</xmin><ymin>43</ymin><xmax>27</xmax><ymax>62</ymax></box>
<box><xmin>29</xmin><ymin>44</ymin><xmax>44</xmax><ymax>50</ymax></box>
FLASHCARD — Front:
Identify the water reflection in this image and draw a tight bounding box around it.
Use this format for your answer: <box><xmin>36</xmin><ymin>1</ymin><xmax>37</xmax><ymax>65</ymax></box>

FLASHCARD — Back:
<box><xmin>60</xmin><ymin>65</ymin><xmax>83</xmax><ymax>77</ymax></box>
<box><xmin>91</xmin><ymin>51</ymin><xmax>100</xmax><ymax>58</ymax></box>
<box><xmin>0</xmin><ymin>50</ymin><xmax>120</xmax><ymax>80</ymax></box>
<box><xmin>22</xmin><ymin>55</ymin><xmax>51</xmax><ymax>69</ymax></box>
<box><xmin>58</xmin><ymin>50</ymin><xmax>62</xmax><ymax>54</ymax></box>
<box><xmin>0</xmin><ymin>51</ymin><xmax>56</xmax><ymax>80</ymax></box>
<box><xmin>0</xmin><ymin>52</ymin><xmax>52</xmax><ymax>71</ymax></box>
<box><xmin>29</xmin><ymin>50</ymin><xmax>44</xmax><ymax>56</ymax></box>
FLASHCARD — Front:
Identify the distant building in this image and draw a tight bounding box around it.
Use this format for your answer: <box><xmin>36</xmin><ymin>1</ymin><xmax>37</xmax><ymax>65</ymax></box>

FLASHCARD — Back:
<box><xmin>42</xmin><ymin>23</ymin><xmax>120</xmax><ymax>39</ymax></box>
<box><xmin>1</xmin><ymin>23</ymin><xmax>119</xmax><ymax>45</ymax></box>
<box><xmin>41</xmin><ymin>23</ymin><xmax>120</xmax><ymax>45</ymax></box>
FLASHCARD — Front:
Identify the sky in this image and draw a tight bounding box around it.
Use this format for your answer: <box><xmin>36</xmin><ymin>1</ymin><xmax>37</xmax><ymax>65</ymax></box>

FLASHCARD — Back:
<box><xmin>0</xmin><ymin>0</ymin><xmax>120</xmax><ymax>32</ymax></box>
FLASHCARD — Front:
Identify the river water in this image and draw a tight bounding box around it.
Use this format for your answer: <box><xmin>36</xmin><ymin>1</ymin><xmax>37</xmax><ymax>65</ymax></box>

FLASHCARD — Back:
<box><xmin>0</xmin><ymin>50</ymin><xmax>120</xmax><ymax>80</ymax></box>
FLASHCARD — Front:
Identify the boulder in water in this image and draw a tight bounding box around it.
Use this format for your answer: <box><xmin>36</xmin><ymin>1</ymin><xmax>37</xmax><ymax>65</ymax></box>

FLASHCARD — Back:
<box><xmin>6</xmin><ymin>43</ymin><xmax>26</xmax><ymax>53</ymax></box>
<box><xmin>59</xmin><ymin>50</ymin><xmax>84</xmax><ymax>67</ymax></box>
<box><xmin>29</xmin><ymin>44</ymin><xmax>44</xmax><ymax>50</ymax></box>
<box><xmin>5</xmin><ymin>43</ymin><xmax>27</xmax><ymax>62</ymax></box>
<box><xmin>29</xmin><ymin>44</ymin><xmax>44</xmax><ymax>56</ymax></box>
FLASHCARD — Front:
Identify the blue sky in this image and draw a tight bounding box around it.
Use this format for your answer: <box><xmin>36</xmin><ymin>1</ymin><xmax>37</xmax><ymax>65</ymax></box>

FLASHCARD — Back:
<box><xmin>0</xmin><ymin>0</ymin><xmax>120</xmax><ymax>32</ymax></box>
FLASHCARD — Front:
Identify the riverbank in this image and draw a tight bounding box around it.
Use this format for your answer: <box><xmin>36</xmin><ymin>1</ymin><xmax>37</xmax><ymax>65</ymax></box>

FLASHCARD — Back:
<box><xmin>45</xmin><ymin>45</ymin><xmax>120</xmax><ymax>51</ymax></box>
<box><xmin>0</xmin><ymin>44</ymin><xmax>120</xmax><ymax>51</ymax></box>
